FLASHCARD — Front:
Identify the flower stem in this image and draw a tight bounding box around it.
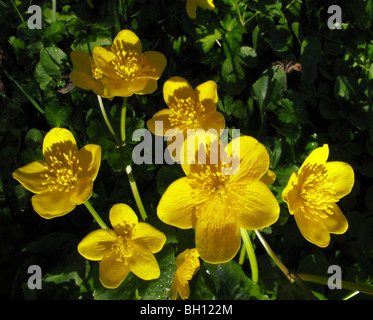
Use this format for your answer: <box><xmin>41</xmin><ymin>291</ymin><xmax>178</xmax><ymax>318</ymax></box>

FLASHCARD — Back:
<box><xmin>240</xmin><ymin>229</ymin><xmax>258</xmax><ymax>283</ymax></box>
<box><xmin>97</xmin><ymin>95</ymin><xmax>121</xmax><ymax>146</ymax></box>
<box><xmin>84</xmin><ymin>200</ymin><xmax>109</xmax><ymax>229</ymax></box>
<box><xmin>296</xmin><ymin>273</ymin><xmax>373</xmax><ymax>296</ymax></box>
<box><xmin>120</xmin><ymin>98</ymin><xmax>127</xmax><ymax>146</ymax></box>
<box><xmin>126</xmin><ymin>164</ymin><xmax>148</xmax><ymax>221</ymax></box>
<box><xmin>255</xmin><ymin>230</ymin><xmax>317</xmax><ymax>299</ymax></box>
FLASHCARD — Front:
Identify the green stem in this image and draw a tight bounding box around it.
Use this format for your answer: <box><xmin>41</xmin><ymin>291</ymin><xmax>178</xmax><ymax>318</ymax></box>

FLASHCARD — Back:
<box><xmin>296</xmin><ymin>273</ymin><xmax>373</xmax><ymax>296</ymax></box>
<box><xmin>10</xmin><ymin>0</ymin><xmax>24</xmax><ymax>22</ymax></box>
<box><xmin>97</xmin><ymin>95</ymin><xmax>121</xmax><ymax>146</ymax></box>
<box><xmin>240</xmin><ymin>229</ymin><xmax>258</xmax><ymax>283</ymax></box>
<box><xmin>120</xmin><ymin>98</ymin><xmax>127</xmax><ymax>146</ymax></box>
<box><xmin>232</xmin><ymin>0</ymin><xmax>245</xmax><ymax>25</ymax></box>
<box><xmin>255</xmin><ymin>230</ymin><xmax>289</xmax><ymax>278</ymax></box>
<box><xmin>126</xmin><ymin>164</ymin><xmax>148</xmax><ymax>221</ymax></box>
<box><xmin>52</xmin><ymin>0</ymin><xmax>57</xmax><ymax>22</ymax></box>
<box><xmin>255</xmin><ymin>230</ymin><xmax>317</xmax><ymax>299</ymax></box>
<box><xmin>6</xmin><ymin>72</ymin><xmax>44</xmax><ymax>114</ymax></box>
<box><xmin>84</xmin><ymin>201</ymin><xmax>109</xmax><ymax>229</ymax></box>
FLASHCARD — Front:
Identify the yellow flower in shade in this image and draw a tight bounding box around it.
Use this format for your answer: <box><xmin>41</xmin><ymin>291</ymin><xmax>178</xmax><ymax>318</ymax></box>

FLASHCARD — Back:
<box><xmin>282</xmin><ymin>144</ymin><xmax>355</xmax><ymax>248</ymax></box>
<box><xmin>147</xmin><ymin>76</ymin><xmax>225</xmax><ymax>159</ymax></box>
<box><xmin>157</xmin><ymin>131</ymin><xmax>280</xmax><ymax>264</ymax></box>
<box><xmin>69</xmin><ymin>50</ymin><xmax>112</xmax><ymax>99</ymax></box>
<box><xmin>185</xmin><ymin>0</ymin><xmax>215</xmax><ymax>19</ymax></box>
<box><xmin>12</xmin><ymin>128</ymin><xmax>101</xmax><ymax>219</ymax></box>
<box><xmin>172</xmin><ymin>248</ymin><xmax>200</xmax><ymax>300</ymax></box>
<box><xmin>92</xmin><ymin>29</ymin><xmax>167</xmax><ymax>98</ymax></box>
<box><xmin>78</xmin><ymin>203</ymin><xmax>166</xmax><ymax>289</ymax></box>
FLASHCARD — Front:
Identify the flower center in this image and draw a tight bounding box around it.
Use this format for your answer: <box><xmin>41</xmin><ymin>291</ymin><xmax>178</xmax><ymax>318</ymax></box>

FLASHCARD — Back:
<box><xmin>111</xmin><ymin>223</ymin><xmax>136</xmax><ymax>263</ymax></box>
<box><xmin>112</xmin><ymin>47</ymin><xmax>142</xmax><ymax>80</ymax></box>
<box><xmin>42</xmin><ymin>146</ymin><xmax>82</xmax><ymax>192</ymax></box>
<box><xmin>92</xmin><ymin>66</ymin><xmax>104</xmax><ymax>80</ymax></box>
<box><xmin>298</xmin><ymin>163</ymin><xmax>339</xmax><ymax>219</ymax></box>
<box><xmin>168</xmin><ymin>97</ymin><xmax>205</xmax><ymax>130</ymax></box>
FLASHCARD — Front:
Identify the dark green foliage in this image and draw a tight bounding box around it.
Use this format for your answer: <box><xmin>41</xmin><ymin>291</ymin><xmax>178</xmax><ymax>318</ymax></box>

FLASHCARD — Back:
<box><xmin>1</xmin><ymin>0</ymin><xmax>372</xmax><ymax>300</ymax></box>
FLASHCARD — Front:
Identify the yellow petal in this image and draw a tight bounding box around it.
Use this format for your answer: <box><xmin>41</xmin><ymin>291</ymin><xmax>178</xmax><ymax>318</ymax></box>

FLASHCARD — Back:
<box><xmin>198</xmin><ymin>111</ymin><xmax>225</xmax><ymax>132</ymax></box>
<box><xmin>195</xmin><ymin>80</ymin><xmax>218</xmax><ymax>113</ymax></box>
<box><xmin>163</xmin><ymin>76</ymin><xmax>195</xmax><ymax>111</ymax></box>
<box><xmin>197</xmin><ymin>0</ymin><xmax>215</xmax><ymax>10</ymax></box>
<box><xmin>100</xmin><ymin>250</ymin><xmax>130</xmax><ymax>289</ymax></box>
<box><xmin>102</xmin><ymin>77</ymin><xmax>133</xmax><ymax>97</ymax></box>
<box><xmin>109</xmin><ymin>203</ymin><xmax>138</xmax><ymax>234</ymax></box>
<box><xmin>294</xmin><ymin>207</ymin><xmax>331</xmax><ymax>247</ymax></box>
<box><xmin>146</xmin><ymin>109</ymin><xmax>174</xmax><ymax>136</ymax></box>
<box><xmin>42</xmin><ymin>128</ymin><xmax>77</xmax><ymax>156</ymax></box>
<box><xmin>227</xmin><ymin>136</ymin><xmax>270</xmax><ymax>183</ymax></box>
<box><xmin>31</xmin><ymin>189</ymin><xmax>76</xmax><ymax>218</ymax></box>
<box><xmin>92</xmin><ymin>46</ymin><xmax>118</xmax><ymax>78</ymax></box>
<box><xmin>78</xmin><ymin>144</ymin><xmax>102</xmax><ymax>181</ymax></box>
<box><xmin>180</xmin><ymin>129</ymin><xmax>220</xmax><ymax>175</ymax></box>
<box><xmin>139</xmin><ymin>51</ymin><xmax>167</xmax><ymax>79</ymax></box>
<box><xmin>77</xmin><ymin>229</ymin><xmax>117</xmax><ymax>261</ymax></box>
<box><xmin>282</xmin><ymin>172</ymin><xmax>299</xmax><ymax>215</ymax></box>
<box><xmin>70</xmin><ymin>50</ymin><xmax>92</xmax><ymax>74</ymax></box>
<box><xmin>260</xmin><ymin>169</ymin><xmax>277</xmax><ymax>186</ymax></box>
<box><xmin>69</xmin><ymin>177</ymin><xmax>94</xmax><ymax>204</ymax></box>
<box><xmin>195</xmin><ymin>201</ymin><xmax>241</xmax><ymax>264</ymax></box>
<box><xmin>128</xmin><ymin>244</ymin><xmax>160</xmax><ymax>280</ymax></box>
<box><xmin>325</xmin><ymin>161</ymin><xmax>355</xmax><ymax>199</ymax></box>
<box><xmin>175</xmin><ymin>279</ymin><xmax>190</xmax><ymax>300</ymax></box>
<box><xmin>128</xmin><ymin>78</ymin><xmax>158</xmax><ymax>95</ymax></box>
<box><xmin>186</xmin><ymin>0</ymin><xmax>197</xmax><ymax>19</ymax></box>
<box><xmin>234</xmin><ymin>180</ymin><xmax>280</xmax><ymax>230</ymax></box>
<box><xmin>300</xmin><ymin>144</ymin><xmax>329</xmax><ymax>170</ymax></box>
<box><xmin>322</xmin><ymin>203</ymin><xmax>349</xmax><ymax>234</ymax></box>
<box><xmin>69</xmin><ymin>71</ymin><xmax>97</xmax><ymax>90</ymax></box>
<box><xmin>112</xmin><ymin>29</ymin><xmax>142</xmax><ymax>55</ymax></box>
<box><xmin>12</xmin><ymin>160</ymin><xmax>49</xmax><ymax>194</ymax></box>
<box><xmin>132</xmin><ymin>222</ymin><xmax>166</xmax><ymax>254</ymax></box>
<box><xmin>157</xmin><ymin>177</ymin><xmax>201</xmax><ymax>229</ymax></box>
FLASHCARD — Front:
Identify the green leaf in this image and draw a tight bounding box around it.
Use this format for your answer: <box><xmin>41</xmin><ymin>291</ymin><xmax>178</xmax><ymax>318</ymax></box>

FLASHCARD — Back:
<box><xmin>44</xmin><ymin>98</ymin><xmax>72</xmax><ymax>127</ymax></box>
<box><xmin>39</xmin><ymin>46</ymin><xmax>67</xmax><ymax>76</ymax></box>
<box><xmin>251</xmin><ymin>67</ymin><xmax>285</xmax><ymax>116</ymax></box>
<box><xmin>195</xmin><ymin>260</ymin><xmax>268</xmax><ymax>300</ymax></box>
<box><xmin>199</xmin><ymin>29</ymin><xmax>221</xmax><ymax>53</ymax></box>
<box><xmin>301</xmin><ymin>36</ymin><xmax>322</xmax><ymax>63</ymax></box>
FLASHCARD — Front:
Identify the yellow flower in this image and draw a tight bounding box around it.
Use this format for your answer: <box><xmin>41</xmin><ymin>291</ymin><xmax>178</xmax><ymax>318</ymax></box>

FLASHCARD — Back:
<box><xmin>147</xmin><ymin>76</ymin><xmax>225</xmax><ymax>160</ymax></box>
<box><xmin>12</xmin><ymin>128</ymin><xmax>101</xmax><ymax>219</ymax></box>
<box><xmin>185</xmin><ymin>0</ymin><xmax>215</xmax><ymax>19</ymax></box>
<box><xmin>92</xmin><ymin>29</ymin><xmax>167</xmax><ymax>98</ymax></box>
<box><xmin>172</xmin><ymin>248</ymin><xmax>200</xmax><ymax>300</ymax></box>
<box><xmin>157</xmin><ymin>131</ymin><xmax>280</xmax><ymax>264</ymax></box>
<box><xmin>147</xmin><ymin>76</ymin><xmax>224</xmax><ymax>135</ymax></box>
<box><xmin>69</xmin><ymin>50</ymin><xmax>112</xmax><ymax>99</ymax></box>
<box><xmin>77</xmin><ymin>203</ymin><xmax>166</xmax><ymax>289</ymax></box>
<box><xmin>282</xmin><ymin>144</ymin><xmax>355</xmax><ymax>247</ymax></box>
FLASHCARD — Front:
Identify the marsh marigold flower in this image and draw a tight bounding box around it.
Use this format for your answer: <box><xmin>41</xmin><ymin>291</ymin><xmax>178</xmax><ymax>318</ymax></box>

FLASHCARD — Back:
<box><xmin>185</xmin><ymin>0</ymin><xmax>215</xmax><ymax>19</ymax></box>
<box><xmin>69</xmin><ymin>50</ymin><xmax>110</xmax><ymax>98</ymax></box>
<box><xmin>172</xmin><ymin>248</ymin><xmax>200</xmax><ymax>300</ymax></box>
<box><xmin>282</xmin><ymin>144</ymin><xmax>354</xmax><ymax>247</ymax></box>
<box><xmin>12</xmin><ymin>128</ymin><xmax>101</xmax><ymax>219</ymax></box>
<box><xmin>147</xmin><ymin>76</ymin><xmax>225</xmax><ymax>159</ymax></box>
<box><xmin>92</xmin><ymin>29</ymin><xmax>167</xmax><ymax>98</ymax></box>
<box><xmin>78</xmin><ymin>203</ymin><xmax>166</xmax><ymax>289</ymax></box>
<box><xmin>157</xmin><ymin>131</ymin><xmax>280</xmax><ymax>264</ymax></box>
<box><xmin>69</xmin><ymin>29</ymin><xmax>167</xmax><ymax>98</ymax></box>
